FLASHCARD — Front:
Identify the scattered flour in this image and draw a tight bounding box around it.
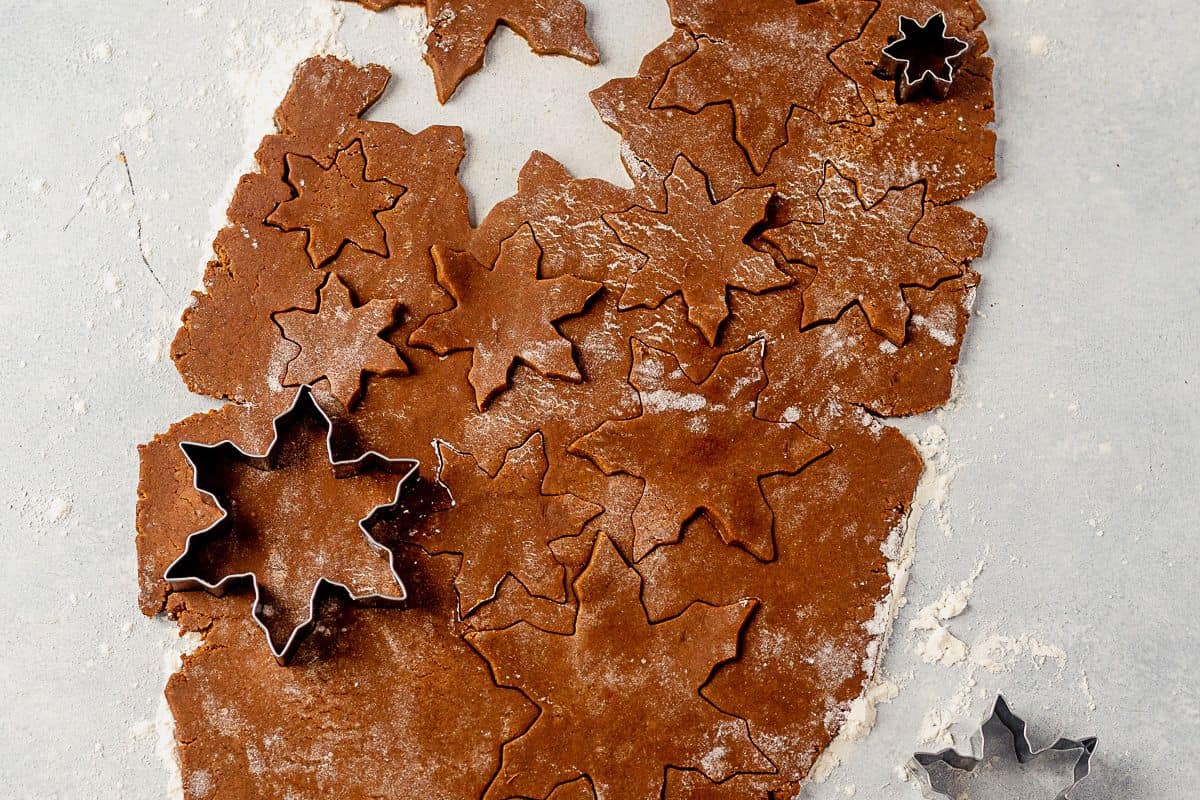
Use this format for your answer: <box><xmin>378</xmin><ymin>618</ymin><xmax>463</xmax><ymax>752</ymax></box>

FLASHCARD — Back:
<box><xmin>915</xmin><ymin>626</ymin><xmax>968</xmax><ymax>666</ymax></box>
<box><xmin>642</xmin><ymin>389</ymin><xmax>707</xmax><ymax>413</ymax></box>
<box><xmin>1078</xmin><ymin>670</ymin><xmax>1098</xmax><ymax>711</ymax></box>
<box><xmin>391</xmin><ymin>6</ymin><xmax>433</xmax><ymax>52</ymax></box>
<box><xmin>969</xmin><ymin>633</ymin><xmax>1067</xmax><ymax>674</ymax></box>
<box><xmin>807</xmin><ymin>419</ymin><xmax>962</xmax><ymax>782</ymax></box>
<box><xmin>915</xmin><ymin>424</ymin><xmax>963</xmax><ymax>538</ymax></box>
<box><xmin>917</xmin><ymin>706</ymin><xmax>954</xmax><ymax>746</ymax></box>
<box><xmin>44</xmin><ymin>495</ymin><xmax>73</xmax><ymax>523</ymax></box>
<box><xmin>122</xmin><ymin>107</ymin><xmax>155</xmax><ymax>128</ymax></box>
<box><xmin>128</xmin><ymin>631</ymin><xmax>204</xmax><ymax>800</ymax></box>
<box><xmin>910</xmin><ymin>553</ymin><xmax>987</xmax><ymax>666</ymax></box>
<box><xmin>144</xmin><ymin>337</ymin><xmax>165</xmax><ymax>363</ymax></box>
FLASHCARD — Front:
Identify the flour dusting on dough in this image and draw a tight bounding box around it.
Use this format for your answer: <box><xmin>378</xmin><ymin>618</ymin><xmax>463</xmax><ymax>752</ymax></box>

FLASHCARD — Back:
<box><xmin>197</xmin><ymin>1</ymin><xmax>348</xmax><ymax>295</ymax></box>
<box><xmin>807</xmin><ymin>422</ymin><xmax>958</xmax><ymax>782</ymax></box>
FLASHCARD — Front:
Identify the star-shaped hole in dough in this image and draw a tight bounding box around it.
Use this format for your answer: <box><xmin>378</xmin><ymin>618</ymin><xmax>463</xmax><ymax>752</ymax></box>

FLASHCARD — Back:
<box><xmin>653</xmin><ymin>0</ymin><xmax>874</xmax><ymax>171</ymax></box>
<box><xmin>605</xmin><ymin>157</ymin><xmax>791</xmax><ymax>346</ymax></box>
<box><xmin>163</xmin><ymin>386</ymin><xmax>418</xmax><ymax>663</ymax></box>
<box><xmin>413</xmin><ymin>432</ymin><xmax>601</xmax><ymax>617</ymax></box>
<box><xmin>570</xmin><ymin>339</ymin><xmax>828</xmax><ymax>561</ymax></box>
<box><xmin>761</xmin><ymin>164</ymin><xmax>964</xmax><ymax>345</ymax></box>
<box><xmin>267</xmin><ymin>139</ymin><xmax>404</xmax><ymax>268</ymax></box>
<box><xmin>275</xmin><ymin>273</ymin><xmax>408</xmax><ymax>409</ymax></box>
<box><xmin>468</xmin><ymin>534</ymin><xmax>772</xmax><ymax>800</ymax></box>
<box><xmin>409</xmin><ymin>224</ymin><xmax>602</xmax><ymax>410</ymax></box>
<box><xmin>424</xmin><ymin>0</ymin><xmax>599</xmax><ymax>103</ymax></box>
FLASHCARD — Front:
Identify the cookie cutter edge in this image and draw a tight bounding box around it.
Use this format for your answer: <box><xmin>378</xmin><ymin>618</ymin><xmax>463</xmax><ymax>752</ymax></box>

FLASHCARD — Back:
<box><xmin>908</xmin><ymin>694</ymin><xmax>1098</xmax><ymax>800</ymax></box>
<box><xmin>162</xmin><ymin>384</ymin><xmax>418</xmax><ymax>665</ymax></box>
<box><xmin>880</xmin><ymin>12</ymin><xmax>970</xmax><ymax>103</ymax></box>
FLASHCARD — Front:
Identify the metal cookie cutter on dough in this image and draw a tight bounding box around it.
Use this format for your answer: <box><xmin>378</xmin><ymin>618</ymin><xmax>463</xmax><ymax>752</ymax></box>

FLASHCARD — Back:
<box><xmin>163</xmin><ymin>384</ymin><xmax>418</xmax><ymax>665</ymax></box>
<box><xmin>909</xmin><ymin>694</ymin><xmax>1098</xmax><ymax>800</ymax></box>
<box><xmin>879</xmin><ymin>11</ymin><xmax>970</xmax><ymax>103</ymax></box>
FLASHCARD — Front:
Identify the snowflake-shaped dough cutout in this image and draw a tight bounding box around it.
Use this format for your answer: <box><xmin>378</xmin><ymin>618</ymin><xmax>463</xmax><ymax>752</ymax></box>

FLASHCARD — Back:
<box><xmin>762</xmin><ymin>164</ymin><xmax>965</xmax><ymax>344</ymax></box>
<box><xmin>415</xmin><ymin>432</ymin><xmax>600</xmax><ymax>616</ymax></box>
<box><xmin>267</xmin><ymin>139</ymin><xmax>404</xmax><ymax>268</ymax></box>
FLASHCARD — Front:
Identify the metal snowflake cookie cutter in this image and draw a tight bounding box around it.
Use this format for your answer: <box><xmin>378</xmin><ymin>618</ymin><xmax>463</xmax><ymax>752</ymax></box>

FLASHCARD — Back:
<box><xmin>879</xmin><ymin>12</ymin><xmax>970</xmax><ymax>103</ymax></box>
<box><xmin>163</xmin><ymin>384</ymin><xmax>418</xmax><ymax>665</ymax></box>
<box><xmin>909</xmin><ymin>694</ymin><xmax>1098</xmax><ymax>800</ymax></box>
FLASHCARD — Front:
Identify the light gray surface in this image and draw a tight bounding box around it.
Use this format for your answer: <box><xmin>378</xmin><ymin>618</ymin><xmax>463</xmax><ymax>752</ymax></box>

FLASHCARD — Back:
<box><xmin>0</xmin><ymin>0</ymin><xmax>1196</xmax><ymax>798</ymax></box>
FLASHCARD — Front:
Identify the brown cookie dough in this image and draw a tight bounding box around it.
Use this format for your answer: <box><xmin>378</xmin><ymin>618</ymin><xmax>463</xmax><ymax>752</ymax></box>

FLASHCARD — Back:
<box><xmin>761</xmin><ymin>164</ymin><xmax>967</xmax><ymax>344</ymax></box>
<box><xmin>655</xmin><ymin>0</ymin><xmax>875</xmax><ymax>171</ymax></box>
<box><xmin>468</xmin><ymin>536</ymin><xmax>772</xmax><ymax>800</ymax></box>
<box><xmin>606</xmin><ymin>156</ymin><xmax>790</xmax><ymax>345</ymax></box>
<box><xmin>275</xmin><ymin>273</ymin><xmax>408</xmax><ymax>408</ymax></box>
<box><xmin>170</xmin><ymin>57</ymin><xmax>472</xmax><ymax>408</ymax></box>
<box><xmin>637</xmin><ymin>423</ymin><xmax>923</xmax><ymax>789</ymax></box>
<box><xmin>471</xmin><ymin>150</ymin><xmax>641</xmax><ymax>290</ymax></box>
<box><xmin>409</xmin><ymin>224</ymin><xmax>601</xmax><ymax>409</ymax></box>
<box><xmin>424</xmin><ymin>0</ymin><xmax>599</xmax><ymax>103</ymax></box>
<box><xmin>737</xmin><ymin>272</ymin><xmax>982</xmax><ymax>427</ymax></box>
<box><xmin>166</xmin><ymin>551</ymin><xmax>535</xmax><ymax>800</ymax></box>
<box><xmin>593</xmin><ymin>2</ymin><xmax>995</xmax><ymax>224</ymax></box>
<box><xmin>412</xmin><ymin>432</ymin><xmax>600</xmax><ymax>616</ymax></box>
<box><xmin>570</xmin><ymin>341</ymin><xmax>828</xmax><ymax>562</ymax></box>
<box><xmin>139</xmin><ymin>0</ymin><xmax>996</xmax><ymax>786</ymax></box>
<box><xmin>591</xmin><ymin>32</ymin><xmax>758</xmax><ymax>207</ymax></box>
<box><xmin>344</xmin><ymin>0</ymin><xmax>600</xmax><ymax>102</ymax></box>
<box><xmin>267</xmin><ymin>139</ymin><xmax>404</xmax><ymax>268</ymax></box>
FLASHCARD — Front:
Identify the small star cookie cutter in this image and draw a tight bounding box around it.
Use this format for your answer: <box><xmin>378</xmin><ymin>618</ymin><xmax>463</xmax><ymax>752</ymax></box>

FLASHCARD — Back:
<box><xmin>879</xmin><ymin>12</ymin><xmax>970</xmax><ymax>103</ymax></box>
<box><xmin>163</xmin><ymin>385</ymin><xmax>418</xmax><ymax>664</ymax></box>
<box><xmin>909</xmin><ymin>694</ymin><xmax>1098</xmax><ymax>800</ymax></box>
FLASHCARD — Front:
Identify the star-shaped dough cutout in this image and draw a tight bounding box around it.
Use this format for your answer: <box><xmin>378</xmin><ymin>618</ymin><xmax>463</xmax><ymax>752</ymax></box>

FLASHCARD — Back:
<box><xmin>605</xmin><ymin>157</ymin><xmax>790</xmax><ymax>346</ymax></box>
<box><xmin>274</xmin><ymin>273</ymin><xmax>408</xmax><ymax>409</ymax></box>
<box><xmin>761</xmin><ymin>164</ymin><xmax>963</xmax><ymax>344</ymax></box>
<box><xmin>414</xmin><ymin>432</ymin><xmax>600</xmax><ymax>616</ymax></box>
<box><xmin>468</xmin><ymin>535</ymin><xmax>771</xmax><ymax>800</ymax></box>
<box><xmin>267</xmin><ymin>139</ymin><xmax>404</xmax><ymax>268</ymax></box>
<box><xmin>424</xmin><ymin>0</ymin><xmax>599</xmax><ymax>103</ymax></box>
<box><xmin>654</xmin><ymin>0</ymin><xmax>874</xmax><ymax>171</ymax></box>
<box><xmin>590</xmin><ymin>31</ymin><xmax>757</xmax><ymax>206</ymax></box>
<box><xmin>409</xmin><ymin>224</ymin><xmax>601</xmax><ymax>410</ymax></box>
<box><xmin>471</xmin><ymin>150</ymin><xmax>641</xmax><ymax>289</ymax></box>
<box><xmin>570</xmin><ymin>340</ymin><xmax>828</xmax><ymax>561</ymax></box>
<box><xmin>163</xmin><ymin>386</ymin><xmax>417</xmax><ymax>663</ymax></box>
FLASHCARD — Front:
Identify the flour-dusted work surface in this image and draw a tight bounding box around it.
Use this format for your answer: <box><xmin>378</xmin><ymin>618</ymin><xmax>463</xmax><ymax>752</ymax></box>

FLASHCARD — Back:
<box><xmin>0</xmin><ymin>1</ymin><xmax>1196</xmax><ymax>799</ymax></box>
